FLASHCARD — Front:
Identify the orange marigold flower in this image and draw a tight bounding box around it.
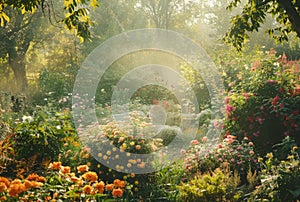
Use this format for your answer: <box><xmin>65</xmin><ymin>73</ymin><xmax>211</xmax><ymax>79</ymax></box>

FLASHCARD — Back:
<box><xmin>0</xmin><ymin>177</ymin><xmax>10</xmax><ymax>187</ymax></box>
<box><xmin>37</xmin><ymin>176</ymin><xmax>46</xmax><ymax>183</ymax></box>
<box><xmin>31</xmin><ymin>181</ymin><xmax>44</xmax><ymax>188</ymax></box>
<box><xmin>8</xmin><ymin>183</ymin><xmax>26</xmax><ymax>197</ymax></box>
<box><xmin>70</xmin><ymin>176</ymin><xmax>83</xmax><ymax>185</ymax></box>
<box><xmin>61</xmin><ymin>166</ymin><xmax>71</xmax><ymax>174</ymax></box>
<box><xmin>11</xmin><ymin>179</ymin><xmax>22</xmax><ymax>185</ymax></box>
<box><xmin>94</xmin><ymin>181</ymin><xmax>105</xmax><ymax>194</ymax></box>
<box><xmin>82</xmin><ymin>171</ymin><xmax>98</xmax><ymax>182</ymax></box>
<box><xmin>24</xmin><ymin>180</ymin><xmax>32</xmax><ymax>189</ymax></box>
<box><xmin>83</xmin><ymin>185</ymin><xmax>93</xmax><ymax>194</ymax></box>
<box><xmin>105</xmin><ymin>183</ymin><xmax>114</xmax><ymax>191</ymax></box>
<box><xmin>112</xmin><ymin>188</ymin><xmax>124</xmax><ymax>198</ymax></box>
<box><xmin>77</xmin><ymin>165</ymin><xmax>89</xmax><ymax>173</ymax></box>
<box><xmin>0</xmin><ymin>196</ymin><xmax>7</xmax><ymax>201</ymax></box>
<box><xmin>48</xmin><ymin>162</ymin><xmax>62</xmax><ymax>170</ymax></box>
<box><xmin>26</xmin><ymin>173</ymin><xmax>39</xmax><ymax>181</ymax></box>
<box><xmin>0</xmin><ymin>182</ymin><xmax>7</xmax><ymax>192</ymax></box>
<box><xmin>113</xmin><ymin>179</ymin><xmax>126</xmax><ymax>188</ymax></box>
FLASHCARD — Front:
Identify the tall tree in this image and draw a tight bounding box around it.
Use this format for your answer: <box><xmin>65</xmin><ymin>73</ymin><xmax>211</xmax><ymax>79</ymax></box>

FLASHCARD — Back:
<box><xmin>0</xmin><ymin>0</ymin><xmax>98</xmax><ymax>40</ymax></box>
<box><xmin>224</xmin><ymin>0</ymin><xmax>300</xmax><ymax>51</ymax></box>
<box><xmin>0</xmin><ymin>8</ymin><xmax>43</xmax><ymax>92</ymax></box>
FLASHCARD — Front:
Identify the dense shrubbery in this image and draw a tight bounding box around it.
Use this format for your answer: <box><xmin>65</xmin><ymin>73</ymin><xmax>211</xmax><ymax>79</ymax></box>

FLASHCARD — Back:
<box><xmin>0</xmin><ymin>49</ymin><xmax>300</xmax><ymax>201</ymax></box>
<box><xmin>222</xmin><ymin>50</ymin><xmax>300</xmax><ymax>154</ymax></box>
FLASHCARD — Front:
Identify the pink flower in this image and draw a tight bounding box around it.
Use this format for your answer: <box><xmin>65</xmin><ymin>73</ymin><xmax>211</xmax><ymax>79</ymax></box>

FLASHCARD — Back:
<box><xmin>248</xmin><ymin>142</ymin><xmax>254</xmax><ymax>147</ymax></box>
<box><xmin>224</xmin><ymin>97</ymin><xmax>230</xmax><ymax>104</ymax></box>
<box><xmin>249</xmin><ymin>150</ymin><xmax>254</xmax><ymax>155</ymax></box>
<box><xmin>231</xmin><ymin>158</ymin><xmax>235</xmax><ymax>163</ymax></box>
<box><xmin>252</xmin><ymin>60</ymin><xmax>260</xmax><ymax>71</ymax></box>
<box><xmin>253</xmin><ymin>131</ymin><xmax>260</xmax><ymax>137</ymax></box>
<box><xmin>243</xmin><ymin>93</ymin><xmax>249</xmax><ymax>101</ymax></box>
<box><xmin>118</xmin><ymin>137</ymin><xmax>125</xmax><ymax>143</ymax></box>
<box><xmin>218</xmin><ymin>144</ymin><xmax>223</xmax><ymax>149</ymax></box>
<box><xmin>190</xmin><ymin>140</ymin><xmax>200</xmax><ymax>145</ymax></box>
<box><xmin>226</xmin><ymin>104</ymin><xmax>236</xmax><ymax>116</ymax></box>
<box><xmin>201</xmin><ymin>136</ymin><xmax>208</xmax><ymax>143</ymax></box>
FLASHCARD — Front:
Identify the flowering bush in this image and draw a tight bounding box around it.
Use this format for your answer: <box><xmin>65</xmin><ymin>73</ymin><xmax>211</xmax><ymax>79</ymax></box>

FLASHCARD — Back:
<box><xmin>250</xmin><ymin>140</ymin><xmax>300</xmax><ymax>201</ymax></box>
<box><xmin>0</xmin><ymin>162</ymin><xmax>132</xmax><ymax>201</ymax></box>
<box><xmin>8</xmin><ymin>107</ymin><xmax>78</xmax><ymax>177</ymax></box>
<box><xmin>183</xmin><ymin>135</ymin><xmax>260</xmax><ymax>181</ymax></box>
<box><xmin>224</xmin><ymin>51</ymin><xmax>300</xmax><ymax>154</ymax></box>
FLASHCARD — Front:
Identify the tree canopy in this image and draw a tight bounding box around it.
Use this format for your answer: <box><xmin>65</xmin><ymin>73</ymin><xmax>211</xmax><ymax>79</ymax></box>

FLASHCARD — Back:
<box><xmin>225</xmin><ymin>0</ymin><xmax>300</xmax><ymax>51</ymax></box>
<box><xmin>0</xmin><ymin>0</ymin><xmax>99</xmax><ymax>41</ymax></box>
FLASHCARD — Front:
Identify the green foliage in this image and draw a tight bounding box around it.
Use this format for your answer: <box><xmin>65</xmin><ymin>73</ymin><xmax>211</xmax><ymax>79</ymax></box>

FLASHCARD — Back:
<box><xmin>39</xmin><ymin>69</ymin><xmax>74</xmax><ymax>99</ymax></box>
<box><xmin>0</xmin><ymin>163</ymin><xmax>133</xmax><ymax>201</ymax></box>
<box><xmin>0</xmin><ymin>0</ymin><xmax>99</xmax><ymax>40</ymax></box>
<box><xmin>148</xmin><ymin>161</ymin><xmax>185</xmax><ymax>201</ymax></box>
<box><xmin>177</xmin><ymin>168</ymin><xmax>241</xmax><ymax>202</ymax></box>
<box><xmin>224</xmin><ymin>51</ymin><xmax>300</xmax><ymax>154</ymax></box>
<box><xmin>225</xmin><ymin>0</ymin><xmax>300</xmax><ymax>51</ymax></box>
<box><xmin>10</xmin><ymin>106</ymin><xmax>76</xmax><ymax>174</ymax></box>
<box><xmin>184</xmin><ymin>135</ymin><xmax>259</xmax><ymax>181</ymax></box>
<box><xmin>251</xmin><ymin>144</ymin><xmax>300</xmax><ymax>201</ymax></box>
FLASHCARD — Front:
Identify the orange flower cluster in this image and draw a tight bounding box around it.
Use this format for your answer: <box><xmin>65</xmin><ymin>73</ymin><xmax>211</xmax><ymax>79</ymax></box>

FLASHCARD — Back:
<box><xmin>48</xmin><ymin>161</ymin><xmax>62</xmax><ymax>170</ymax></box>
<box><xmin>0</xmin><ymin>174</ymin><xmax>45</xmax><ymax>198</ymax></box>
<box><xmin>77</xmin><ymin>164</ymin><xmax>89</xmax><ymax>173</ymax></box>
<box><xmin>48</xmin><ymin>162</ymin><xmax>127</xmax><ymax>198</ymax></box>
<box><xmin>82</xmin><ymin>171</ymin><xmax>98</xmax><ymax>182</ymax></box>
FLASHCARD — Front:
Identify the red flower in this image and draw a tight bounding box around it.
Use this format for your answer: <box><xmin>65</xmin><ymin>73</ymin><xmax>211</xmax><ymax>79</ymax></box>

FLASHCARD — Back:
<box><xmin>271</xmin><ymin>96</ymin><xmax>280</xmax><ymax>106</ymax></box>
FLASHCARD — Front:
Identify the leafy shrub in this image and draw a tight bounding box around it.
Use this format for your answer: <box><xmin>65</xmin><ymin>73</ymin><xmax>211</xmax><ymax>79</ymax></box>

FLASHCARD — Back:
<box><xmin>39</xmin><ymin>68</ymin><xmax>74</xmax><ymax>100</ymax></box>
<box><xmin>177</xmin><ymin>168</ymin><xmax>241</xmax><ymax>202</ymax></box>
<box><xmin>0</xmin><ymin>162</ymin><xmax>133</xmax><ymax>201</ymax></box>
<box><xmin>251</xmin><ymin>143</ymin><xmax>300</xmax><ymax>201</ymax></box>
<box><xmin>10</xmin><ymin>107</ymin><xmax>76</xmax><ymax>176</ymax></box>
<box><xmin>183</xmin><ymin>135</ymin><xmax>260</xmax><ymax>182</ymax></box>
<box><xmin>224</xmin><ymin>51</ymin><xmax>300</xmax><ymax>155</ymax></box>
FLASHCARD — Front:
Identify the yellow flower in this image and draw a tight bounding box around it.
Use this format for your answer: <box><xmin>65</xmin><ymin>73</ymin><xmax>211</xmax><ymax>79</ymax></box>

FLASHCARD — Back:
<box><xmin>266</xmin><ymin>152</ymin><xmax>273</xmax><ymax>159</ymax></box>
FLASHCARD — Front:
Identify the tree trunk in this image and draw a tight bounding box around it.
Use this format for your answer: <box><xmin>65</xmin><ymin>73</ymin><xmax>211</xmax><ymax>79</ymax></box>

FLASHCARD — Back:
<box><xmin>9</xmin><ymin>56</ymin><xmax>28</xmax><ymax>92</ymax></box>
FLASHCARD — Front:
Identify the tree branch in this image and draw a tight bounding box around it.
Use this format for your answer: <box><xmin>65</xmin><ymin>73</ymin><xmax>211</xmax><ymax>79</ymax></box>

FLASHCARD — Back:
<box><xmin>276</xmin><ymin>0</ymin><xmax>300</xmax><ymax>37</ymax></box>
